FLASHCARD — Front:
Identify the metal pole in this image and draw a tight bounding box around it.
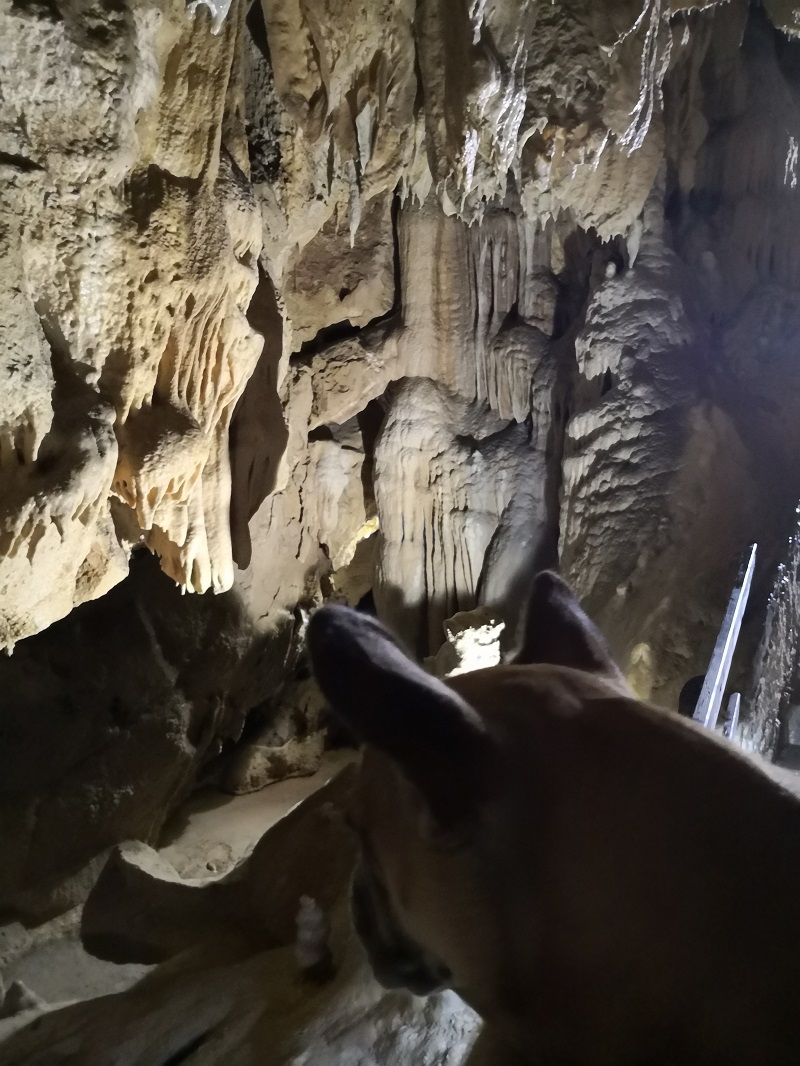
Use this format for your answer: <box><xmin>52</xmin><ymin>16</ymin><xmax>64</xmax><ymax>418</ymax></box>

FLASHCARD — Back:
<box><xmin>724</xmin><ymin>692</ymin><xmax>741</xmax><ymax>743</ymax></box>
<box><xmin>693</xmin><ymin>544</ymin><xmax>757</xmax><ymax>730</ymax></box>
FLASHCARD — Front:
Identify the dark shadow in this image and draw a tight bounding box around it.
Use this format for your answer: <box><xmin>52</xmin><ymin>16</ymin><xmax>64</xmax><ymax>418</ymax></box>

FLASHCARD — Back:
<box><xmin>229</xmin><ymin>265</ymin><xmax>288</xmax><ymax>569</ymax></box>
<box><xmin>357</xmin><ymin>398</ymin><xmax>387</xmax><ymax>519</ymax></box>
<box><xmin>0</xmin><ymin>549</ymin><xmax>288</xmax><ymax>923</ymax></box>
<box><xmin>677</xmin><ymin>675</ymin><xmax>704</xmax><ymax>718</ymax></box>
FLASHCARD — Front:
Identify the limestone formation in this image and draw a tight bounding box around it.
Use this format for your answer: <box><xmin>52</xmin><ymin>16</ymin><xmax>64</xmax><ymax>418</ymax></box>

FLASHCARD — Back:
<box><xmin>219</xmin><ymin>677</ymin><xmax>326</xmax><ymax>795</ymax></box>
<box><xmin>426</xmin><ymin>607</ymin><xmax>506</xmax><ymax>679</ymax></box>
<box><xmin>373</xmin><ymin>377</ymin><xmax>554</xmax><ymax>655</ymax></box>
<box><xmin>561</xmin><ymin>2</ymin><xmax>800</xmax><ymax>706</ymax></box>
<box><xmin>0</xmin><ymin>0</ymin><xmax>263</xmax><ymax>650</ymax></box>
<box><xmin>0</xmin><ymin>0</ymin><xmax>719</xmax><ymax>652</ymax></box>
<box><xmin>560</xmin><ymin>186</ymin><xmax>759</xmax><ymax>705</ymax></box>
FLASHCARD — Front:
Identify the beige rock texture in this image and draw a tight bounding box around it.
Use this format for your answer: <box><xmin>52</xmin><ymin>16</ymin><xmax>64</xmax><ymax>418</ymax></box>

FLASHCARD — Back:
<box><xmin>373</xmin><ymin>376</ymin><xmax>554</xmax><ymax>656</ymax></box>
<box><xmin>0</xmin><ymin>768</ymin><xmax>482</xmax><ymax>1064</ymax></box>
<box><xmin>80</xmin><ymin>764</ymin><xmax>359</xmax><ymax>965</ymax></box>
<box><xmin>0</xmin><ymin>0</ymin><xmax>708</xmax><ymax>652</ymax></box>
<box><xmin>218</xmin><ymin>677</ymin><xmax>327</xmax><ymax>795</ymax></box>
<box><xmin>0</xmin><ymin>915</ymin><xmax>480</xmax><ymax>1066</ymax></box>
<box><xmin>2</xmin><ymin>0</ymin><xmax>800</xmax><ymax>924</ymax></box>
<box><xmin>0</xmin><ymin>0</ymin><xmax>264</xmax><ymax>651</ymax></box>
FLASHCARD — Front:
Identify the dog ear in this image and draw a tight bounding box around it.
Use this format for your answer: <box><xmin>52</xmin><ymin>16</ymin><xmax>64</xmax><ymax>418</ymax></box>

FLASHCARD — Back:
<box><xmin>306</xmin><ymin>606</ymin><xmax>492</xmax><ymax>826</ymax></box>
<box><xmin>514</xmin><ymin>571</ymin><xmax>627</xmax><ymax>683</ymax></box>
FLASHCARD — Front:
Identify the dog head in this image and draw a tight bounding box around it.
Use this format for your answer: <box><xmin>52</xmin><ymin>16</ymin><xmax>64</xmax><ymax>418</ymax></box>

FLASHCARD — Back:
<box><xmin>306</xmin><ymin>574</ymin><xmax>634</xmax><ymax>1014</ymax></box>
<box><xmin>307</xmin><ymin>574</ymin><xmax>800</xmax><ymax>1061</ymax></box>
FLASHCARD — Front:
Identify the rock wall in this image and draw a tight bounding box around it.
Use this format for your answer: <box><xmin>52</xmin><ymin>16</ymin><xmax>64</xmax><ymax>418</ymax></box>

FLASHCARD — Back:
<box><xmin>2</xmin><ymin>0</ymin><xmax>800</xmax><ymax>915</ymax></box>
<box><xmin>0</xmin><ymin>0</ymin><xmax>264</xmax><ymax>650</ymax></box>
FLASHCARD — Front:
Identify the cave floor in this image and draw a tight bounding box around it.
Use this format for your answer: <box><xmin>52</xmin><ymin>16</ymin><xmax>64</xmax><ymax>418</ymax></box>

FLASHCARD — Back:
<box><xmin>1</xmin><ymin>751</ymin><xmax>354</xmax><ymax>1010</ymax></box>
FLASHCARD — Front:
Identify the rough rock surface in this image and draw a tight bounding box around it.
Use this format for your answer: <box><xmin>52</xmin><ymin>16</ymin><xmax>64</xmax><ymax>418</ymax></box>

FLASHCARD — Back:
<box><xmin>374</xmin><ymin>377</ymin><xmax>553</xmax><ymax>656</ymax></box>
<box><xmin>80</xmin><ymin>764</ymin><xmax>358</xmax><ymax>965</ymax></box>
<box><xmin>561</xmin><ymin>1</ymin><xmax>800</xmax><ymax>706</ymax></box>
<box><xmin>0</xmin><ymin>0</ymin><xmax>722</xmax><ymax>651</ymax></box>
<box><xmin>0</xmin><ymin>898</ymin><xmax>481</xmax><ymax>1065</ymax></box>
<box><xmin>0</xmin><ymin>0</ymin><xmax>264</xmax><ymax>650</ymax></box>
<box><xmin>3</xmin><ymin>0</ymin><xmax>800</xmax><ymax>915</ymax></box>
<box><xmin>560</xmin><ymin>184</ymin><xmax>760</xmax><ymax>705</ymax></box>
<box><xmin>0</xmin><ymin>768</ymin><xmax>482</xmax><ymax>1064</ymax></box>
<box><xmin>0</xmin><ymin>551</ymin><xmax>263</xmax><ymax>920</ymax></box>
<box><xmin>426</xmin><ymin>607</ymin><xmax>505</xmax><ymax>679</ymax></box>
<box><xmin>218</xmin><ymin>677</ymin><xmax>326</xmax><ymax>795</ymax></box>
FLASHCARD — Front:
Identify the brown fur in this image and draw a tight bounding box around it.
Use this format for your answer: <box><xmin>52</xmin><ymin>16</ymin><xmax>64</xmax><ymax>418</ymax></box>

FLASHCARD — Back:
<box><xmin>307</xmin><ymin>573</ymin><xmax>800</xmax><ymax>1064</ymax></box>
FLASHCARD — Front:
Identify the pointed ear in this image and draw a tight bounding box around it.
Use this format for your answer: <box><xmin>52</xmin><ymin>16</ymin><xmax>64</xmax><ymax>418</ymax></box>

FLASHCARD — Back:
<box><xmin>306</xmin><ymin>606</ymin><xmax>492</xmax><ymax>826</ymax></box>
<box><xmin>514</xmin><ymin>571</ymin><xmax>627</xmax><ymax>684</ymax></box>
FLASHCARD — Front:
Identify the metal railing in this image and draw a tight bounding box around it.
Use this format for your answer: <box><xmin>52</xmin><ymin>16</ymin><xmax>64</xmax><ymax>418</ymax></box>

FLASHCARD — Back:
<box><xmin>723</xmin><ymin>692</ymin><xmax>741</xmax><ymax>742</ymax></box>
<box><xmin>692</xmin><ymin>544</ymin><xmax>757</xmax><ymax>742</ymax></box>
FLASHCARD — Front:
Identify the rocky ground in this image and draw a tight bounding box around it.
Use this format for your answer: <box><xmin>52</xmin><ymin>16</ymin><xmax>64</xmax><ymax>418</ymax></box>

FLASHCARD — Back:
<box><xmin>0</xmin><ymin>752</ymin><xmax>352</xmax><ymax>1023</ymax></box>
